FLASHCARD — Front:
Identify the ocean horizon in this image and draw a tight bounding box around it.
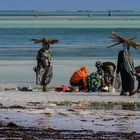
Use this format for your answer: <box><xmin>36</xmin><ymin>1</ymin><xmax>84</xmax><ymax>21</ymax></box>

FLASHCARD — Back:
<box><xmin>0</xmin><ymin>10</ymin><xmax>140</xmax><ymax>28</ymax></box>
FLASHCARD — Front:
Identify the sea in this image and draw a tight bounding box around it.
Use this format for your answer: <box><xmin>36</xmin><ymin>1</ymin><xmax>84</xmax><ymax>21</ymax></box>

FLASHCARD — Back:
<box><xmin>0</xmin><ymin>10</ymin><xmax>140</xmax><ymax>86</ymax></box>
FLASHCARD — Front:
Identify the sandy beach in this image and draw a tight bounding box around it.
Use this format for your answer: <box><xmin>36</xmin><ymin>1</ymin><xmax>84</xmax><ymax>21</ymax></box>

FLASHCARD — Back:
<box><xmin>0</xmin><ymin>89</ymin><xmax>140</xmax><ymax>139</ymax></box>
<box><xmin>0</xmin><ymin>12</ymin><xmax>140</xmax><ymax>139</ymax></box>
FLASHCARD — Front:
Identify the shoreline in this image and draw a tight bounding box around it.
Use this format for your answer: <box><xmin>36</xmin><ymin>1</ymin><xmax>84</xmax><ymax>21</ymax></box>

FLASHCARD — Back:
<box><xmin>0</xmin><ymin>59</ymin><xmax>139</xmax><ymax>87</ymax></box>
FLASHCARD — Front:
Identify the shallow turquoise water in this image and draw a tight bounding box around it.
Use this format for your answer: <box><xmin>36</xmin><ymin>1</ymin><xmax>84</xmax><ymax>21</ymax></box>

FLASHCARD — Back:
<box><xmin>0</xmin><ymin>28</ymin><xmax>139</xmax><ymax>60</ymax></box>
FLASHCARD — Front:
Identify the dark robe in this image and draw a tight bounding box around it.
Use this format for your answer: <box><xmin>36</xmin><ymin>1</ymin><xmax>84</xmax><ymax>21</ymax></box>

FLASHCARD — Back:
<box><xmin>35</xmin><ymin>47</ymin><xmax>53</xmax><ymax>86</ymax></box>
<box><xmin>135</xmin><ymin>66</ymin><xmax>140</xmax><ymax>91</ymax></box>
<box><xmin>135</xmin><ymin>66</ymin><xmax>140</xmax><ymax>74</ymax></box>
<box><xmin>116</xmin><ymin>49</ymin><xmax>135</xmax><ymax>93</ymax></box>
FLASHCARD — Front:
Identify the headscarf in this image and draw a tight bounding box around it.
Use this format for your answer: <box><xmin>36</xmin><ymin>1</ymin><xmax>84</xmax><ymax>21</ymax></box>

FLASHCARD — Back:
<box><xmin>81</xmin><ymin>66</ymin><xmax>88</xmax><ymax>73</ymax></box>
<box><xmin>95</xmin><ymin>61</ymin><xmax>103</xmax><ymax>68</ymax></box>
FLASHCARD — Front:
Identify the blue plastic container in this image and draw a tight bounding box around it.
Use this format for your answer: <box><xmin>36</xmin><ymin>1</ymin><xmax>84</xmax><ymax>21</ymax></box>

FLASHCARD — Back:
<box><xmin>91</xmin><ymin>87</ymin><xmax>99</xmax><ymax>92</ymax></box>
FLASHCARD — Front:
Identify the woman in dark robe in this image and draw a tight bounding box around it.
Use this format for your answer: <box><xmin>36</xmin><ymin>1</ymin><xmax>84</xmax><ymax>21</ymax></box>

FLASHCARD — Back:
<box><xmin>109</xmin><ymin>32</ymin><xmax>140</xmax><ymax>95</ymax></box>
<box><xmin>32</xmin><ymin>38</ymin><xmax>59</xmax><ymax>91</ymax></box>
<box><xmin>116</xmin><ymin>44</ymin><xmax>135</xmax><ymax>96</ymax></box>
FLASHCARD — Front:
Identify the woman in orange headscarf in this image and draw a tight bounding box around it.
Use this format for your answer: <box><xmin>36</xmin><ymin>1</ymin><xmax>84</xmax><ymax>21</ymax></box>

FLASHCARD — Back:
<box><xmin>70</xmin><ymin>66</ymin><xmax>89</xmax><ymax>90</ymax></box>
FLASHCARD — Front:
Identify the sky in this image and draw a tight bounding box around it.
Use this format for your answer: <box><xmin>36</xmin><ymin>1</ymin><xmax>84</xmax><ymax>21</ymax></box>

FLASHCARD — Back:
<box><xmin>0</xmin><ymin>0</ymin><xmax>140</xmax><ymax>11</ymax></box>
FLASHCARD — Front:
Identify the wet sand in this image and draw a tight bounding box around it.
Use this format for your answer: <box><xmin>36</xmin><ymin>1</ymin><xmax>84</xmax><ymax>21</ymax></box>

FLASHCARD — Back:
<box><xmin>0</xmin><ymin>90</ymin><xmax>140</xmax><ymax>139</ymax></box>
<box><xmin>0</xmin><ymin>59</ymin><xmax>139</xmax><ymax>87</ymax></box>
<box><xmin>0</xmin><ymin>123</ymin><xmax>140</xmax><ymax>139</ymax></box>
<box><xmin>1</xmin><ymin>19</ymin><xmax>140</xmax><ymax>28</ymax></box>
<box><xmin>0</xmin><ymin>59</ymin><xmax>140</xmax><ymax>139</ymax></box>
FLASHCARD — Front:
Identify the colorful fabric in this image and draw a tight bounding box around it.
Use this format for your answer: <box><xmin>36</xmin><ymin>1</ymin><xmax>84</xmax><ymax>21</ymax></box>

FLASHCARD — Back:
<box><xmin>35</xmin><ymin>47</ymin><xmax>53</xmax><ymax>86</ymax></box>
<box><xmin>87</xmin><ymin>72</ymin><xmax>104</xmax><ymax>90</ymax></box>
<box><xmin>37</xmin><ymin>48</ymin><xmax>52</xmax><ymax>65</ymax></box>
<box><xmin>70</xmin><ymin>67</ymin><xmax>88</xmax><ymax>89</ymax></box>
<box><xmin>96</xmin><ymin>61</ymin><xmax>116</xmax><ymax>86</ymax></box>
<box><xmin>55</xmin><ymin>85</ymin><xmax>71</xmax><ymax>92</ymax></box>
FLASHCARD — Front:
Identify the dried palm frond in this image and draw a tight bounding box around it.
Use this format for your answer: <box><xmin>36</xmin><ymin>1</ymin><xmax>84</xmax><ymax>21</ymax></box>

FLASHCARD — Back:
<box><xmin>31</xmin><ymin>38</ymin><xmax>59</xmax><ymax>44</ymax></box>
<box><xmin>46</xmin><ymin>39</ymin><xmax>59</xmax><ymax>44</ymax></box>
<box><xmin>108</xmin><ymin>32</ymin><xmax>140</xmax><ymax>50</ymax></box>
<box><xmin>31</xmin><ymin>38</ymin><xmax>42</xmax><ymax>43</ymax></box>
<box><xmin>127</xmin><ymin>37</ymin><xmax>136</xmax><ymax>41</ymax></box>
<box><xmin>108</xmin><ymin>42</ymin><xmax>121</xmax><ymax>48</ymax></box>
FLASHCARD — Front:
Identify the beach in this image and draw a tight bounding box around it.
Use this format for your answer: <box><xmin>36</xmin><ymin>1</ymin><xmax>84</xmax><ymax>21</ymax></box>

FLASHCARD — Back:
<box><xmin>0</xmin><ymin>90</ymin><xmax>140</xmax><ymax>139</ymax></box>
<box><xmin>0</xmin><ymin>56</ymin><xmax>139</xmax><ymax>139</ymax></box>
<box><xmin>0</xmin><ymin>59</ymin><xmax>140</xmax><ymax>139</ymax></box>
<box><xmin>0</xmin><ymin>11</ymin><xmax>140</xmax><ymax>139</ymax></box>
